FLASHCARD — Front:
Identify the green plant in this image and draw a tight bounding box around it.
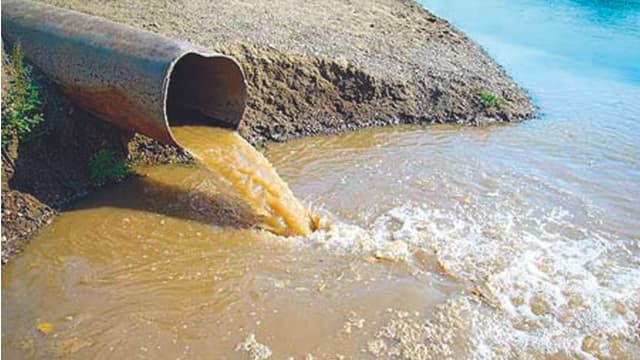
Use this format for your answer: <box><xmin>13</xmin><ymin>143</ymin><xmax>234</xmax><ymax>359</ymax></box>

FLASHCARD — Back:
<box><xmin>2</xmin><ymin>42</ymin><xmax>45</xmax><ymax>147</ymax></box>
<box><xmin>479</xmin><ymin>90</ymin><xmax>501</xmax><ymax>107</ymax></box>
<box><xmin>89</xmin><ymin>149</ymin><xmax>131</xmax><ymax>186</ymax></box>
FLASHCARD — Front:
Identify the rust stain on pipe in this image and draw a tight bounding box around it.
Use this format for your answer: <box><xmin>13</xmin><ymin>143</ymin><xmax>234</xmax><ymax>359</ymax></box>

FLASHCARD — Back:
<box><xmin>1</xmin><ymin>0</ymin><xmax>247</xmax><ymax>147</ymax></box>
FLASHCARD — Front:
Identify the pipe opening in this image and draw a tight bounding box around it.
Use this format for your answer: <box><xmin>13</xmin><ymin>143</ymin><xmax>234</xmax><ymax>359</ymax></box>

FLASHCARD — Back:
<box><xmin>166</xmin><ymin>53</ymin><xmax>246</xmax><ymax>130</ymax></box>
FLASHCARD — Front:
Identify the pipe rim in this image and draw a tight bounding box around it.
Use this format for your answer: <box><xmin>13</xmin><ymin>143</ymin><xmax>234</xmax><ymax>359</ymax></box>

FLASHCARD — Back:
<box><xmin>162</xmin><ymin>49</ymin><xmax>248</xmax><ymax>147</ymax></box>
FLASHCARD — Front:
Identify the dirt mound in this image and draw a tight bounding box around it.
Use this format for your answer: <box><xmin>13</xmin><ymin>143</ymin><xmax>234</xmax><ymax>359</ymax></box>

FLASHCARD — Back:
<box><xmin>2</xmin><ymin>0</ymin><xmax>535</xmax><ymax>264</ymax></box>
<box><xmin>220</xmin><ymin>44</ymin><xmax>531</xmax><ymax>146</ymax></box>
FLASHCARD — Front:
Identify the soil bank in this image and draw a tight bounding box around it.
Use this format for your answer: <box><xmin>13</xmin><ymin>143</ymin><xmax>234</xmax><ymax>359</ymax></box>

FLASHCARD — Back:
<box><xmin>1</xmin><ymin>0</ymin><xmax>535</xmax><ymax>263</ymax></box>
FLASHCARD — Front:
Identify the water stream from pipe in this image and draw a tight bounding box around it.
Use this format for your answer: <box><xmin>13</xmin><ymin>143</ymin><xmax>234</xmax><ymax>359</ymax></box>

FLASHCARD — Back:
<box><xmin>171</xmin><ymin>125</ymin><xmax>316</xmax><ymax>237</ymax></box>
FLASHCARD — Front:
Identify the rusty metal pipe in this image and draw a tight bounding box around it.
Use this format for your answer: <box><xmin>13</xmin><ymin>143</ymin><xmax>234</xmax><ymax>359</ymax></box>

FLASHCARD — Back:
<box><xmin>1</xmin><ymin>0</ymin><xmax>247</xmax><ymax>146</ymax></box>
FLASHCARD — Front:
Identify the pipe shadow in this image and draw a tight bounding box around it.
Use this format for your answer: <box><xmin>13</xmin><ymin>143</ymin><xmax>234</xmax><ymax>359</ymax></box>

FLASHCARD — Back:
<box><xmin>68</xmin><ymin>171</ymin><xmax>262</xmax><ymax>230</ymax></box>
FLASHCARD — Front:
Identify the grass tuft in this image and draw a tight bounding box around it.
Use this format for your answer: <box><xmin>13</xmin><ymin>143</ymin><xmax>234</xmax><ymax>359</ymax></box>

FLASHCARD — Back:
<box><xmin>479</xmin><ymin>90</ymin><xmax>502</xmax><ymax>107</ymax></box>
<box><xmin>2</xmin><ymin>42</ymin><xmax>46</xmax><ymax>147</ymax></box>
<box><xmin>89</xmin><ymin>149</ymin><xmax>131</xmax><ymax>186</ymax></box>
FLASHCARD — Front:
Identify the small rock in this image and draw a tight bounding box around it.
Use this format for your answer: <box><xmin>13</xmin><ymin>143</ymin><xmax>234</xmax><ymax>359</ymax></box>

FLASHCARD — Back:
<box><xmin>36</xmin><ymin>322</ymin><xmax>54</xmax><ymax>335</ymax></box>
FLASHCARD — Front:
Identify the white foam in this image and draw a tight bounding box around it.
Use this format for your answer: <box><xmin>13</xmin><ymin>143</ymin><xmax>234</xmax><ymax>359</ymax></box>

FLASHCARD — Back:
<box><xmin>299</xmin><ymin>197</ymin><xmax>640</xmax><ymax>357</ymax></box>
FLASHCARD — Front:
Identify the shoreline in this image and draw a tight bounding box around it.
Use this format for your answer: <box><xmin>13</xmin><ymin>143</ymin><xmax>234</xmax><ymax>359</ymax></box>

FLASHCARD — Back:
<box><xmin>1</xmin><ymin>0</ymin><xmax>535</xmax><ymax>264</ymax></box>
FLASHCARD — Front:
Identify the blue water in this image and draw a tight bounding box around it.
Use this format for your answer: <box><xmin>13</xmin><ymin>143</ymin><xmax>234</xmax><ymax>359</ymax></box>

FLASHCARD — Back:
<box><xmin>419</xmin><ymin>0</ymin><xmax>640</xmax><ymax>84</ymax></box>
<box><xmin>416</xmin><ymin>0</ymin><xmax>640</xmax><ymax>237</ymax></box>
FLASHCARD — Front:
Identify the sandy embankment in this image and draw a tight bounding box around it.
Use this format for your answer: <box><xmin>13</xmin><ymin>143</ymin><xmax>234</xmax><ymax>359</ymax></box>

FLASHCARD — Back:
<box><xmin>1</xmin><ymin>0</ymin><xmax>534</xmax><ymax>263</ymax></box>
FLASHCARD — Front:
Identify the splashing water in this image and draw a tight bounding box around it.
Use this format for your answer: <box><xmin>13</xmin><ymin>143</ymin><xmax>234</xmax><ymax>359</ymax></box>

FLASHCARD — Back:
<box><xmin>265</xmin><ymin>119</ymin><xmax>640</xmax><ymax>357</ymax></box>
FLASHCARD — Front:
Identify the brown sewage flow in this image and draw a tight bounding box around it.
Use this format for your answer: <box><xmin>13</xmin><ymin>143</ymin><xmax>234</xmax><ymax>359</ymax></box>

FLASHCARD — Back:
<box><xmin>170</xmin><ymin>125</ymin><xmax>316</xmax><ymax>237</ymax></box>
<box><xmin>2</xmin><ymin>125</ymin><xmax>639</xmax><ymax>359</ymax></box>
<box><xmin>0</xmin><ymin>163</ymin><xmax>460</xmax><ymax>359</ymax></box>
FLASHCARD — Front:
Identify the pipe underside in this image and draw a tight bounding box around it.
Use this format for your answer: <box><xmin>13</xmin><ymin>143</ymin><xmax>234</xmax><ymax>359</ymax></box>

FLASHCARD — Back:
<box><xmin>1</xmin><ymin>0</ymin><xmax>248</xmax><ymax>147</ymax></box>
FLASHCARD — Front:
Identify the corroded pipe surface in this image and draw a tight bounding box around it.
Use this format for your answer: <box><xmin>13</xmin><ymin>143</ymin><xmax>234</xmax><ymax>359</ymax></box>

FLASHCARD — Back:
<box><xmin>1</xmin><ymin>0</ymin><xmax>247</xmax><ymax>146</ymax></box>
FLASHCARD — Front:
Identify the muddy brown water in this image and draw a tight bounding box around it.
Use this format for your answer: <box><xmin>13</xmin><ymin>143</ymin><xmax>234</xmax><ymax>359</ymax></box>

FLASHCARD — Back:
<box><xmin>0</xmin><ymin>161</ymin><xmax>462</xmax><ymax>359</ymax></box>
<box><xmin>3</xmin><ymin>123</ymin><xmax>639</xmax><ymax>359</ymax></box>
